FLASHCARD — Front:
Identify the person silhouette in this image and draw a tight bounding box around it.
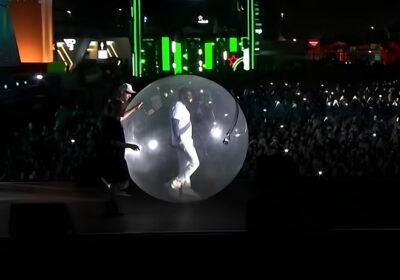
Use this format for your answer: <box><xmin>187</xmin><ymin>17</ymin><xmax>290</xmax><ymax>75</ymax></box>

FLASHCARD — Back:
<box><xmin>101</xmin><ymin>83</ymin><xmax>142</xmax><ymax>217</ymax></box>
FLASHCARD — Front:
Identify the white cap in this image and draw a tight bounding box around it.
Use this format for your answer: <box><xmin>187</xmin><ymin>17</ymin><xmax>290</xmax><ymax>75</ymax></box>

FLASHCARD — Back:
<box><xmin>119</xmin><ymin>83</ymin><xmax>136</xmax><ymax>94</ymax></box>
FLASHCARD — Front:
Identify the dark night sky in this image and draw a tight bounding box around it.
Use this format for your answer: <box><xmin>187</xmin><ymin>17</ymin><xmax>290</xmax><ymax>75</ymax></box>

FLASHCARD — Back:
<box><xmin>262</xmin><ymin>0</ymin><xmax>400</xmax><ymax>40</ymax></box>
<box><xmin>143</xmin><ymin>0</ymin><xmax>400</xmax><ymax>40</ymax></box>
<box><xmin>53</xmin><ymin>0</ymin><xmax>400</xmax><ymax>41</ymax></box>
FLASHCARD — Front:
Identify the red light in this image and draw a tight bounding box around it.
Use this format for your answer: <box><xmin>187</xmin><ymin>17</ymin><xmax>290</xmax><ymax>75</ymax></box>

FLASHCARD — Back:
<box><xmin>227</xmin><ymin>54</ymin><xmax>238</xmax><ymax>66</ymax></box>
<box><xmin>308</xmin><ymin>38</ymin><xmax>319</xmax><ymax>48</ymax></box>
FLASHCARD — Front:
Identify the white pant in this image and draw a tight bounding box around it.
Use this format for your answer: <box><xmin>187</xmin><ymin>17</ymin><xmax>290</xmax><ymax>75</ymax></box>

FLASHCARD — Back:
<box><xmin>176</xmin><ymin>141</ymin><xmax>200</xmax><ymax>181</ymax></box>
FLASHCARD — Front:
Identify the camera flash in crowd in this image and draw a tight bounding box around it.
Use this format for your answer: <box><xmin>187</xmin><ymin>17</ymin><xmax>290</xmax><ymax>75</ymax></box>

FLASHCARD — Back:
<box><xmin>284</xmin><ymin>148</ymin><xmax>289</xmax><ymax>153</ymax></box>
<box><xmin>373</xmin><ymin>133</ymin><xmax>377</xmax><ymax>137</ymax></box>
<box><xmin>318</xmin><ymin>170</ymin><xmax>323</xmax><ymax>176</ymax></box>
<box><xmin>70</xmin><ymin>139</ymin><xmax>76</xmax><ymax>144</ymax></box>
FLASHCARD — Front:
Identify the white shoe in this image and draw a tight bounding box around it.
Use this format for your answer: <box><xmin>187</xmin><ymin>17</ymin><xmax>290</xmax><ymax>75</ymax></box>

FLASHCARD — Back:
<box><xmin>171</xmin><ymin>178</ymin><xmax>183</xmax><ymax>190</ymax></box>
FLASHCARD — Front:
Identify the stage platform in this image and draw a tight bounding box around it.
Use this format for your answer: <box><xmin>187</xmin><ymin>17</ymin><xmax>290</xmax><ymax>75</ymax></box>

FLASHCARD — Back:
<box><xmin>1</xmin><ymin>178</ymin><xmax>400</xmax><ymax>260</ymax></box>
<box><xmin>0</xmin><ymin>179</ymin><xmax>252</xmax><ymax>237</ymax></box>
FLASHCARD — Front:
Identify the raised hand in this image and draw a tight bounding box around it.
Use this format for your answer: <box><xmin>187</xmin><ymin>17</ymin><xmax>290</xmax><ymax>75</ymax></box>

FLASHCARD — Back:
<box><xmin>129</xmin><ymin>144</ymin><xmax>140</xmax><ymax>151</ymax></box>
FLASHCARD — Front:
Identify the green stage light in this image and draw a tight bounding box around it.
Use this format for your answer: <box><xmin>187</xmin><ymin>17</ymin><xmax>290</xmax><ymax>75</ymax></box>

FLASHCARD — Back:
<box><xmin>161</xmin><ymin>37</ymin><xmax>171</xmax><ymax>71</ymax></box>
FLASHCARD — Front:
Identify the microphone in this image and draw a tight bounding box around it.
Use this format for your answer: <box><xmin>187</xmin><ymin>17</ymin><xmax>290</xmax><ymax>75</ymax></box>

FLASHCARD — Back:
<box><xmin>223</xmin><ymin>96</ymin><xmax>240</xmax><ymax>145</ymax></box>
<box><xmin>223</xmin><ymin>135</ymin><xmax>230</xmax><ymax>145</ymax></box>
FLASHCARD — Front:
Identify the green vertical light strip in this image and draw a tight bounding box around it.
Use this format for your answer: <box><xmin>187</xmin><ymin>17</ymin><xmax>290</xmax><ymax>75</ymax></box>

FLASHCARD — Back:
<box><xmin>132</xmin><ymin>0</ymin><xmax>138</xmax><ymax>76</ymax></box>
<box><xmin>130</xmin><ymin>5</ymin><xmax>134</xmax><ymax>75</ymax></box>
<box><xmin>131</xmin><ymin>0</ymin><xmax>142</xmax><ymax>76</ymax></box>
<box><xmin>132</xmin><ymin>53</ymin><xmax>135</xmax><ymax>76</ymax></box>
<box><xmin>161</xmin><ymin>37</ymin><xmax>171</xmax><ymax>71</ymax></box>
<box><xmin>204</xmin><ymin>42</ymin><xmax>214</xmax><ymax>70</ymax></box>
<box><xmin>229</xmin><ymin>37</ymin><xmax>238</xmax><ymax>52</ymax></box>
<box><xmin>174</xmin><ymin>42</ymin><xmax>182</xmax><ymax>74</ymax></box>
<box><xmin>251</xmin><ymin>0</ymin><xmax>255</xmax><ymax>69</ymax></box>
<box><xmin>246</xmin><ymin>0</ymin><xmax>255</xmax><ymax>69</ymax></box>
<box><xmin>138</xmin><ymin>0</ymin><xmax>142</xmax><ymax>76</ymax></box>
<box><xmin>247</xmin><ymin>0</ymin><xmax>250</xmax><ymax>50</ymax></box>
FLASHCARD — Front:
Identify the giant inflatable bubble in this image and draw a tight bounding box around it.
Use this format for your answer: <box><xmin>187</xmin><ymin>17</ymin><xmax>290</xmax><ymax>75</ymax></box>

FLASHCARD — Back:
<box><xmin>122</xmin><ymin>75</ymin><xmax>248</xmax><ymax>203</ymax></box>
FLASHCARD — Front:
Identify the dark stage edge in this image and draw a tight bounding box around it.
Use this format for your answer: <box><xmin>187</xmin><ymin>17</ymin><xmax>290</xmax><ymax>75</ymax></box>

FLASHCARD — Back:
<box><xmin>0</xmin><ymin>179</ymin><xmax>251</xmax><ymax>238</ymax></box>
<box><xmin>2</xmin><ymin>179</ymin><xmax>400</xmax><ymax>242</ymax></box>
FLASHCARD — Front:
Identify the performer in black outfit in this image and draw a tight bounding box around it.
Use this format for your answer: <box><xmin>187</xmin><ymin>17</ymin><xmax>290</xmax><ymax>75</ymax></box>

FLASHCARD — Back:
<box><xmin>101</xmin><ymin>83</ymin><xmax>143</xmax><ymax>217</ymax></box>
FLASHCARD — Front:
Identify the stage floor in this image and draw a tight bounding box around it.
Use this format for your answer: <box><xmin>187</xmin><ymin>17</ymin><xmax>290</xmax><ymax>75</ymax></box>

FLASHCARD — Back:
<box><xmin>0</xmin><ymin>179</ymin><xmax>252</xmax><ymax>237</ymax></box>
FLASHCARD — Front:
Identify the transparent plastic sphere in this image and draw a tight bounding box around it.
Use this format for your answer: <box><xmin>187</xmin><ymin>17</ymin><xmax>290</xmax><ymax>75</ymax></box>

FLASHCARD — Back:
<box><xmin>122</xmin><ymin>75</ymin><xmax>248</xmax><ymax>203</ymax></box>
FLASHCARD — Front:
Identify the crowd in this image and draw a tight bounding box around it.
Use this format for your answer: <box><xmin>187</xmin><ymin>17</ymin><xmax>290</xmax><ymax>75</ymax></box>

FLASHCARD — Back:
<box><xmin>1</xmin><ymin>77</ymin><xmax>400</xmax><ymax>182</ymax></box>
<box><xmin>240</xmin><ymin>79</ymin><xmax>400</xmax><ymax>178</ymax></box>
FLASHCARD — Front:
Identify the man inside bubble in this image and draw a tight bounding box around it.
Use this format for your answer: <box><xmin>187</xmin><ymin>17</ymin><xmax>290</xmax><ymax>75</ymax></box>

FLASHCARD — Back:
<box><xmin>170</xmin><ymin>87</ymin><xmax>200</xmax><ymax>193</ymax></box>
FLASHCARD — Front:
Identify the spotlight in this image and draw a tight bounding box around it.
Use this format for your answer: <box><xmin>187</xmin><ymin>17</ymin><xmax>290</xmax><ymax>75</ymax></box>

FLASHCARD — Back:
<box><xmin>210</xmin><ymin>127</ymin><xmax>222</xmax><ymax>138</ymax></box>
<box><xmin>147</xmin><ymin>140</ymin><xmax>159</xmax><ymax>150</ymax></box>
